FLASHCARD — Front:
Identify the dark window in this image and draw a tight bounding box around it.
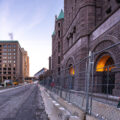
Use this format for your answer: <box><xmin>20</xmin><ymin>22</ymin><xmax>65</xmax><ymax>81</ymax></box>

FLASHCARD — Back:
<box><xmin>70</xmin><ymin>33</ymin><xmax>73</xmax><ymax>38</ymax></box>
<box><xmin>3</xmin><ymin>72</ymin><xmax>6</xmax><ymax>74</ymax></box>
<box><xmin>106</xmin><ymin>6</ymin><xmax>111</xmax><ymax>14</ymax></box>
<box><xmin>8</xmin><ymin>68</ymin><xmax>11</xmax><ymax>70</ymax></box>
<box><xmin>73</xmin><ymin>26</ymin><xmax>76</xmax><ymax>33</ymax></box>
<box><xmin>116</xmin><ymin>0</ymin><xmax>120</xmax><ymax>3</ymax></box>
<box><xmin>3</xmin><ymin>76</ymin><xmax>6</xmax><ymax>79</ymax></box>
<box><xmin>8</xmin><ymin>64</ymin><xmax>11</xmax><ymax>67</ymax></box>
<box><xmin>58</xmin><ymin>56</ymin><xmax>60</xmax><ymax>64</ymax></box>
<box><xmin>58</xmin><ymin>31</ymin><xmax>60</xmax><ymax>38</ymax></box>
<box><xmin>58</xmin><ymin>23</ymin><xmax>60</xmax><ymax>27</ymax></box>
<box><xmin>58</xmin><ymin>67</ymin><xmax>60</xmax><ymax>75</ymax></box>
<box><xmin>3</xmin><ymin>68</ymin><xmax>6</xmax><ymax>70</ymax></box>
<box><xmin>8</xmin><ymin>72</ymin><xmax>11</xmax><ymax>74</ymax></box>
<box><xmin>8</xmin><ymin>76</ymin><xmax>11</xmax><ymax>79</ymax></box>
<box><xmin>58</xmin><ymin>42</ymin><xmax>60</xmax><ymax>53</ymax></box>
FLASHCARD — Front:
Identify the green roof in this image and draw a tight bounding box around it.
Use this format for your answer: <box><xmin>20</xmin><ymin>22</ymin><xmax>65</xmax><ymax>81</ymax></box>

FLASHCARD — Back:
<box><xmin>57</xmin><ymin>9</ymin><xmax>64</xmax><ymax>20</ymax></box>
<box><xmin>52</xmin><ymin>31</ymin><xmax>55</xmax><ymax>36</ymax></box>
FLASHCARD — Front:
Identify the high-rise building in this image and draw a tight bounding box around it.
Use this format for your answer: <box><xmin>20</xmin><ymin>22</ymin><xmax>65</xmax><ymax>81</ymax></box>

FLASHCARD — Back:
<box><xmin>0</xmin><ymin>41</ymin><xmax>29</xmax><ymax>83</ymax></box>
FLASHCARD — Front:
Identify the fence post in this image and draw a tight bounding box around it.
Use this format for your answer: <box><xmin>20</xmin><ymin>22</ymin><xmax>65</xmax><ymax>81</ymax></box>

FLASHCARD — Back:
<box><xmin>107</xmin><ymin>66</ymin><xmax>110</xmax><ymax>101</ymax></box>
<box><xmin>89</xmin><ymin>52</ymin><xmax>94</xmax><ymax>115</ymax></box>
<box><xmin>68</xmin><ymin>76</ymin><xmax>72</xmax><ymax>103</ymax></box>
<box><xmin>86</xmin><ymin>51</ymin><xmax>92</xmax><ymax>114</ymax></box>
<box><xmin>60</xmin><ymin>74</ymin><xmax>62</xmax><ymax>97</ymax></box>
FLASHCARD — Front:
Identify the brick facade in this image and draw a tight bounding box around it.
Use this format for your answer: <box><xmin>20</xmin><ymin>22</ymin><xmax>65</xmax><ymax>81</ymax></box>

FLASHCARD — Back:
<box><xmin>51</xmin><ymin>0</ymin><xmax>120</xmax><ymax>95</ymax></box>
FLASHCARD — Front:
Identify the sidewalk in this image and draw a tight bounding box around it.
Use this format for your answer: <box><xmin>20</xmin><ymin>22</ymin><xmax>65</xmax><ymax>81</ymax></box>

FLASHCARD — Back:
<box><xmin>39</xmin><ymin>86</ymin><xmax>60</xmax><ymax>120</ymax></box>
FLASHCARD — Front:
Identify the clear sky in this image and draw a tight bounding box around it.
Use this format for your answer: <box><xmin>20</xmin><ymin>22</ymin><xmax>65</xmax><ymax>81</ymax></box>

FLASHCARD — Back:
<box><xmin>0</xmin><ymin>0</ymin><xmax>64</xmax><ymax>76</ymax></box>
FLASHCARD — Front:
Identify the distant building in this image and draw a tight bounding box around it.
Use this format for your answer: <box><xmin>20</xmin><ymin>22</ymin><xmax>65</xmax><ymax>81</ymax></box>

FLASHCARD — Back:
<box><xmin>49</xmin><ymin>56</ymin><xmax>52</xmax><ymax>71</ymax></box>
<box><xmin>0</xmin><ymin>40</ymin><xmax>29</xmax><ymax>83</ymax></box>
<box><xmin>21</xmin><ymin>48</ymin><xmax>29</xmax><ymax>79</ymax></box>
<box><xmin>34</xmin><ymin>68</ymin><xmax>48</xmax><ymax>79</ymax></box>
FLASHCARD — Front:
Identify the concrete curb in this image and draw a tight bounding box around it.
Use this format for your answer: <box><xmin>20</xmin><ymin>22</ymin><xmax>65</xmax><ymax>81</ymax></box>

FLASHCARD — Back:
<box><xmin>40</xmin><ymin>86</ymin><xmax>98</xmax><ymax>120</ymax></box>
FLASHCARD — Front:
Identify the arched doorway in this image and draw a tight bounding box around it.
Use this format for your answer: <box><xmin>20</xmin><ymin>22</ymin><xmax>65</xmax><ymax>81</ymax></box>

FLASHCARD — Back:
<box><xmin>65</xmin><ymin>57</ymin><xmax>75</xmax><ymax>89</ymax></box>
<box><xmin>96</xmin><ymin>55</ymin><xmax>115</xmax><ymax>94</ymax></box>
<box><xmin>68</xmin><ymin>64</ymin><xmax>75</xmax><ymax>89</ymax></box>
<box><xmin>69</xmin><ymin>64</ymin><xmax>75</xmax><ymax>76</ymax></box>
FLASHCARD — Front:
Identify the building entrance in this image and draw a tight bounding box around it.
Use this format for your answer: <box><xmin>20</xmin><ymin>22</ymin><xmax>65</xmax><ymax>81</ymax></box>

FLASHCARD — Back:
<box><xmin>96</xmin><ymin>55</ymin><xmax>115</xmax><ymax>94</ymax></box>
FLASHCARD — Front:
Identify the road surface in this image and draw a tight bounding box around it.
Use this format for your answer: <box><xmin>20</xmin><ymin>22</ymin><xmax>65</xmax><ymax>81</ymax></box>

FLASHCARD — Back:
<box><xmin>0</xmin><ymin>84</ymin><xmax>49</xmax><ymax>120</ymax></box>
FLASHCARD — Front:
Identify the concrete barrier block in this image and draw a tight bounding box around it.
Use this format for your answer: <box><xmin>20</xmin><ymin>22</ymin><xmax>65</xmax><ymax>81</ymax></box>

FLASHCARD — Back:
<box><xmin>52</xmin><ymin>100</ymin><xmax>71</xmax><ymax>120</ymax></box>
<box><xmin>86</xmin><ymin>115</ymin><xmax>98</xmax><ymax>120</ymax></box>
<box><xmin>57</xmin><ymin>97</ymin><xmax>85</xmax><ymax>120</ymax></box>
<box><xmin>69</xmin><ymin>116</ymin><xmax>80</xmax><ymax>120</ymax></box>
<box><xmin>59</xmin><ymin>107</ymin><xmax>71</xmax><ymax>120</ymax></box>
<box><xmin>49</xmin><ymin>91</ymin><xmax>85</xmax><ymax>120</ymax></box>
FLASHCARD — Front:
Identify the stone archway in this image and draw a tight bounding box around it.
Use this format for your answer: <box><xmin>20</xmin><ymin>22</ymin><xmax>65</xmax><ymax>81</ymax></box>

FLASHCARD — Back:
<box><xmin>95</xmin><ymin>54</ymin><xmax>115</xmax><ymax>94</ymax></box>
<box><xmin>96</xmin><ymin>55</ymin><xmax>114</xmax><ymax>72</ymax></box>
<box><xmin>91</xmin><ymin>38</ymin><xmax>120</xmax><ymax>96</ymax></box>
<box><xmin>64</xmin><ymin>57</ymin><xmax>75</xmax><ymax>89</ymax></box>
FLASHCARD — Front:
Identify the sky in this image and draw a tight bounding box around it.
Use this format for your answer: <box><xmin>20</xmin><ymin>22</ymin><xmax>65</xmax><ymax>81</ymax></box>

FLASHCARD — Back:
<box><xmin>0</xmin><ymin>0</ymin><xmax>64</xmax><ymax>76</ymax></box>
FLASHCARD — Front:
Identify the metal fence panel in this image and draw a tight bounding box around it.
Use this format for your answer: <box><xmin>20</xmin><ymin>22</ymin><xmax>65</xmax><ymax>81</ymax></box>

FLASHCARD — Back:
<box><xmin>40</xmin><ymin>42</ymin><xmax>120</xmax><ymax>120</ymax></box>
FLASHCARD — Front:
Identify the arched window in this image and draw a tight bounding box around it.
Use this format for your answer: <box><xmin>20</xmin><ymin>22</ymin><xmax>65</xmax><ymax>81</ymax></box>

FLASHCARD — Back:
<box><xmin>96</xmin><ymin>55</ymin><xmax>114</xmax><ymax>72</ymax></box>
<box><xmin>69</xmin><ymin>64</ymin><xmax>75</xmax><ymax>76</ymax></box>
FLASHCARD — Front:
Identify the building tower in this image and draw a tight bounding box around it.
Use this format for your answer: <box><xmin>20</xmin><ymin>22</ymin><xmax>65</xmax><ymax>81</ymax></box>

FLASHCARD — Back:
<box><xmin>52</xmin><ymin>10</ymin><xmax>64</xmax><ymax>85</ymax></box>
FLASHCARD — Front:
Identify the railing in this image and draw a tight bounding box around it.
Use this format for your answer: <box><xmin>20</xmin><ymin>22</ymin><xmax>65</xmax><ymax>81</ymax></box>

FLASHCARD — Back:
<box><xmin>40</xmin><ymin>41</ymin><xmax>120</xmax><ymax>120</ymax></box>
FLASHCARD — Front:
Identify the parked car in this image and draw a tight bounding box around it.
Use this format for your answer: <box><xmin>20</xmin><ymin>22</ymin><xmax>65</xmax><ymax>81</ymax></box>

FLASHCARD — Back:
<box><xmin>13</xmin><ymin>81</ymin><xmax>19</xmax><ymax>85</ymax></box>
<box><xmin>4</xmin><ymin>80</ymin><xmax>13</xmax><ymax>86</ymax></box>
<box><xmin>0</xmin><ymin>83</ymin><xmax>4</xmax><ymax>87</ymax></box>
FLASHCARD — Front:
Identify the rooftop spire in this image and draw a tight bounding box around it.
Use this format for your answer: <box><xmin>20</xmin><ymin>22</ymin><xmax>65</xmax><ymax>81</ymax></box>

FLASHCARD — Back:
<box><xmin>57</xmin><ymin>9</ymin><xmax>64</xmax><ymax>20</ymax></box>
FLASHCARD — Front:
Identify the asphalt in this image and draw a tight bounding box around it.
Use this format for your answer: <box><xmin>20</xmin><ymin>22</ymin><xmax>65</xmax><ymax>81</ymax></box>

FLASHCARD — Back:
<box><xmin>0</xmin><ymin>84</ymin><xmax>49</xmax><ymax>120</ymax></box>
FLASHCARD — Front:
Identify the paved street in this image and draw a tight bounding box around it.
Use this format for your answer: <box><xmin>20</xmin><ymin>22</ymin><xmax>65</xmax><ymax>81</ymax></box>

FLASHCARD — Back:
<box><xmin>0</xmin><ymin>84</ymin><xmax>49</xmax><ymax>120</ymax></box>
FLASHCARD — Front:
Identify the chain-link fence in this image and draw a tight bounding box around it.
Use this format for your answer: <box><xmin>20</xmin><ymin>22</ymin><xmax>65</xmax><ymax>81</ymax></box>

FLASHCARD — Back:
<box><xmin>40</xmin><ymin>41</ymin><xmax>120</xmax><ymax>120</ymax></box>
